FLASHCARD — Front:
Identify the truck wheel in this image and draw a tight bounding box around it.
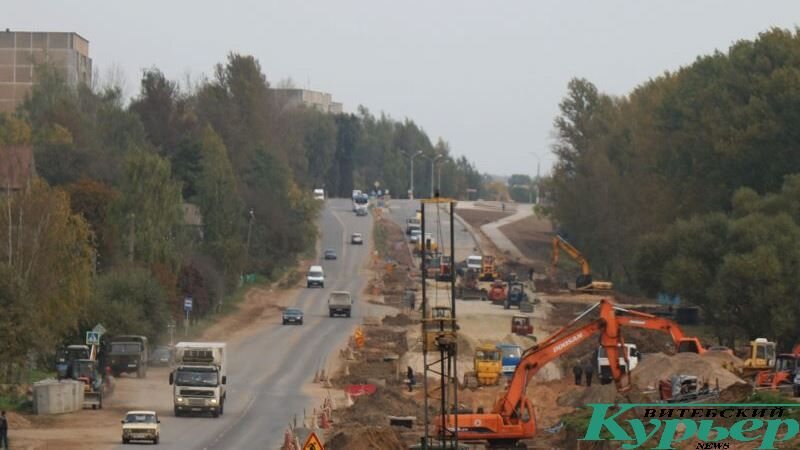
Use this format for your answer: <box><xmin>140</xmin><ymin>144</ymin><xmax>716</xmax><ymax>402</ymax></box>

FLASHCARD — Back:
<box><xmin>329</xmin><ymin>311</ymin><xmax>334</xmax><ymax>317</ymax></box>
<box><xmin>98</xmin><ymin>394</ymin><xmax>103</xmax><ymax>409</ymax></box>
<box><xmin>346</xmin><ymin>311</ymin><xmax>351</xmax><ymax>318</ymax></box>
<box><xmin>122</xmin><ymin>437</ymin><xmax>129</xmax><ymax>444</ymax></box>
<box><xmin>137</xmin><ymin>367</ymin><xmax>143</xmax><ymax>378</ymax></box>
<box><xmin>504</xmin><ymin>302</ymin><xmax>510</xmax><ymax>310</ymax></box>
<box><xmin>220</xmin><ymin>401</ymin><xmax>225</xmax><ymax>415</ymax></box>
<box><xmin>212</xmin><ymin>408</ymin><xmax>220</xmax><ymax>418</ymax></box>
<box><xmin>174</xmin><ymin>407</ymin><xmax>181</xmax><ymax>417</ymax></box>
<box><xmin>154</xmin><ymin>435</ymin><xmax>159</xmax><ymax>445</ymax></box>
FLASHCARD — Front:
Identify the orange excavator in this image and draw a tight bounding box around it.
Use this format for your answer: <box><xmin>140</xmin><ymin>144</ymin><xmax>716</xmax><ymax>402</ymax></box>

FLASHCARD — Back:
<box><xmin>435</xmin><ymin>298</ymin><xmax>706</xmax><ymax>447</ymax></box>
<box><xmin>436</xmin><ymin>298</ymin><xmax>630</xmax><ymax>445</ymax></box>
<box><xmin>612</xmin><ymin>305</ymin><xmax>705</xmax><ymax>354</ymax></box>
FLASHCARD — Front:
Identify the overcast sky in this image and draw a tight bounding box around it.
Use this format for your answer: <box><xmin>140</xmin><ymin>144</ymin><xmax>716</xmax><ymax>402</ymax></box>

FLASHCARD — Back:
<box><xmin>6</xmin><ymin>1</ymin><xmax>800</xmax><ymax>175</ymax></box>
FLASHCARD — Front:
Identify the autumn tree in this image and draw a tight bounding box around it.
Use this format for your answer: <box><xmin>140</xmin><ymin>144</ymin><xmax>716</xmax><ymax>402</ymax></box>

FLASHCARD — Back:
<box><xmin>0</xmin><ymin>180</ymin><xmax>93</xmax><ymax>379</ymax></box>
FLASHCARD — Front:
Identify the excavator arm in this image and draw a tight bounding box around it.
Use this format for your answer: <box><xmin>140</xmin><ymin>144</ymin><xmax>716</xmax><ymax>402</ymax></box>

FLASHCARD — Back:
<box><xmin>551</xmin><ymin>235</ymin><xmax>591</xmax><ymax>276</ymax></box>
<box><xmin>614</xmin><ymin>307</ymin><xmax>705</xmax><ymax>354</ymax></box>
<box><xmin>437</xmin><ymin>299</ymin><xmax>629</xmax><ymax>443</ymax></box>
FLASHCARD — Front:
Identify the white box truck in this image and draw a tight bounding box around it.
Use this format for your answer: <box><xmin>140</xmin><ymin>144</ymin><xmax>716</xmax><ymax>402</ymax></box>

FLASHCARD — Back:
<box><xmin>169</xmin><ymin>342</ymin><xmax>227</xmax><ymax>417</ymax></box>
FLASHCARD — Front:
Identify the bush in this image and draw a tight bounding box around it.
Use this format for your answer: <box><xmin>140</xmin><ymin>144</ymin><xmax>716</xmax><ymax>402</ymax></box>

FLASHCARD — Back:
<box><xmin>88</xmin><ymin>267</ymin><xmax>171</xmax><ymax>342</ymax></box>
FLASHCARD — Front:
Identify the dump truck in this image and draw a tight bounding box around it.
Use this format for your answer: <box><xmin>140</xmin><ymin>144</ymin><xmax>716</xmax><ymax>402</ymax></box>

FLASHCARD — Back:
<box><xmin>109</xmin><ymin>335</ymin><xmax>149</xmax><ymax>378</ymax></box>
<box><xmin>328</xmin><ymin>291</ymin><xmax>353</xmax><ymax>317</ymax></box>
<box><xmin>170</xmin><ymin>342</ymin><xmax>227</xmax><ymax>417</ymax></box>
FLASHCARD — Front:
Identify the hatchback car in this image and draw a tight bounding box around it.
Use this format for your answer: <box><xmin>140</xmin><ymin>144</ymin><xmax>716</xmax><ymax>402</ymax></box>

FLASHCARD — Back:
<box><xmin>351</xmin><ymin>233</ymin><xmax>364</xmax><ymax>245</ymax></box>
<box><xmin>121</xmin><ymin>410</ymin><xmax>160</xmax><ymax>444</ymax></box>
<box><xmin>409</xmin><ymin>229</ymin><xmax>422</xmax><ymax>243</ymax></box>
<box><xmin>324</xmin><ymin>248</ymin><xmax>337</xmax><ymax>260</ymax></box>
<box><xmin>282</xmin><ymin>308</ymin><xmax>304</xmax><ymax>325</ymax></box>
<box><xmin>149</xmin><ymin>345</ymin><xmax>173</xmax><ymax>367</ymax></box>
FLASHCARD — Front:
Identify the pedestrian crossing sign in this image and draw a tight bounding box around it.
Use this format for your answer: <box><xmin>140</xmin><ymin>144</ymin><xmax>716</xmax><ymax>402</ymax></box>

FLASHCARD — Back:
<box><xmin>303</xmin><ymin>431</ymin><xmax>324</xmax><ymax>450</ymax></box>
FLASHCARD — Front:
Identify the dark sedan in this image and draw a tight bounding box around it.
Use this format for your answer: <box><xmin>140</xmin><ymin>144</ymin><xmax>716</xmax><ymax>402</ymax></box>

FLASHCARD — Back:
<box><xmin>324</xmin><ymin>248</ymin><xmax>338</xmax><ymax>260</ymax></box>
<box><xmin>282</xmin><ymin>308</ymin><xmax>304</xmax><ymax>325</ymax></box>
<box><xmin>149</xmin><ymin>345</ymin><xmax>174</xmax><ymax>367</ymax></box>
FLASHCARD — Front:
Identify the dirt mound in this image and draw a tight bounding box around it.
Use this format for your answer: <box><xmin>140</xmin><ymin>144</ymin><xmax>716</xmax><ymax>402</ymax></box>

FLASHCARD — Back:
<box><xmin>499</xmin><ymin>333</ymin><xmax>538</xmax><ymax>348</ymax></box>
<box><xmin>719</xmin><ymin>382</ymin><xmax>753</xmax><ymax>402</ymax></box>
<box><xmin>383</xmin><ymin>313</ymin><xmax>415</xmax><ymax>326</ymax></box>
<box><xmin>326</xmin><ymin>426</ymin><xmax>406</xmax><ymax>450</ymax></box>
<box><xmin>632</xmin><ymin>352</ymin><xmax>744</xmax><ymax>390</ymax></box>
<box><xmin>526</xmin><ymin>379</ymin><xmax>578</xmax><ymax>427</ymax></box>
<box><xmin>336</xmin><ymin>387</ymin><xmax>422</xmax><ymax>426</ymax></box>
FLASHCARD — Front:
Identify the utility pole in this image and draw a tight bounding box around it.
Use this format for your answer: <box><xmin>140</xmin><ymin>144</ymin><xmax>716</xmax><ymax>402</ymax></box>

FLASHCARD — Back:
<box><xmin>409</xmin><ymin>150</ymin><xmax>422</xmax><ymax>200</ymax></box>
<box><xmin>431</xmin><ymin>154</ymin><xmax>443</xmax><ymax>198</ymax></box>
<box><xmin>245</xmin><ymin>208</ymin><xmax>255</xmax><ymax>274</ymax></box>
<box><xmin>128</xmin><ymin>212</ymin><xmax>135</xmax><ymax>262</ymax></box>
<box><xmin>529</xmin><ymin>152</ymin><xmax>542</xmax><ymax>204</ymax></box>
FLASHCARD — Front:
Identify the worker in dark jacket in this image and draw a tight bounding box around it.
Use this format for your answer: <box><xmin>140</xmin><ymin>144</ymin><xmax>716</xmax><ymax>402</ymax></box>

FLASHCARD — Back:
<box><xmin>0</xmin><ymin>410</ymin><xmax>8</xmax><ymax>449</ymax></box>
<box><xmin>584</xmin><ymin>361</ymin><xmax>594</xmax><ymax>387</ymax></box>
<box><xmin>407</xmin><ymin>366</ymin><xmax>416</xmax><ymax>392</ymax></box>
<box><xmin>572</xmin><ymin>363</ymin><xmax>583</xmax><ymax>386</ymax></box>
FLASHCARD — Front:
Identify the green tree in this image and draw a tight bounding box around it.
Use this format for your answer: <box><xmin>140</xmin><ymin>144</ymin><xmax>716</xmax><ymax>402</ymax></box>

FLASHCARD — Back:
<box><xmin>196</xmin><ymin>126</ymin><xmax>245</xmax><ymax>289</ymax></box>
<box><xmin>87</xmin><ymin>267</ymin><xmax>171</xmax><ymax>342</ymax></box>
<box><xmin>113</xmin><ymin>150</ymin><xmax>184</xmax><ymax>267</ymax></box>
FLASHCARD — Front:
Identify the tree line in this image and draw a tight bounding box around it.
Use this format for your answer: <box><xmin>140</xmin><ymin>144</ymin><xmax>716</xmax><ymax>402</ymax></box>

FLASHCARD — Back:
<box><xmin>545</xmin><ymin>28</ymin><xmax>800</xmax><ymax>347</ymax></box>
<box><xmin>0</xmin><ymin>53</ymin><xmax>484</xmax><ymax>380</ymax></box>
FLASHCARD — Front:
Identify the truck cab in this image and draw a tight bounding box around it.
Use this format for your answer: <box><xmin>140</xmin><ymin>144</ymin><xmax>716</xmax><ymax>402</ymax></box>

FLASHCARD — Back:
<box><xmin>496</xmin><ymin>343</ymin><xmax>522</xmax><ymax>376</ymax></box>
<box><xmin>598</xmin><ymin>343</ymin><xmax>639</xmax><ymax>384</ymax></box>
<box><xmin>109</xmin><ymin>335</ymin><xmax>149</xmax><ymax>378</ymax></box>
<box><xmin>328</xmin><ymin>291</ymin><xmax>353</xmax><ymax>317</ymax></box>
<box><xmin>170</xmin><ymin>342</ymin><xmax>227</xmax><ymax>417</ymax></box>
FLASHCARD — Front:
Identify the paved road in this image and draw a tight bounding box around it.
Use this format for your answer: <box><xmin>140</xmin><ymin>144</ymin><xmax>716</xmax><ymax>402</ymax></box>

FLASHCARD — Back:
<box><xmin>385</xmin><ymin>199</ymin><xmax>476</xmax><ymax>262</ymax></box>
<box><xmin>117</xmin><ymin>199</ymin><xmax>376</xmax><ymax>450</ymax></box>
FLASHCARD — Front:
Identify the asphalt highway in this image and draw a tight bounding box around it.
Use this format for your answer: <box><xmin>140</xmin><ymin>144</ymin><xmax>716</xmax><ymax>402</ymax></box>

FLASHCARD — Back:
<box><xmin>116</xmin><ymin>199</ymin><xmax>377</xmax><ymax>449</ymax></box>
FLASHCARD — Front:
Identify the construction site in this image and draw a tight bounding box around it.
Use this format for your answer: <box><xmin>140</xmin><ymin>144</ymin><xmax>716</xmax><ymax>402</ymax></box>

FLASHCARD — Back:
<box><xmin>292</xmin><ymin>200</ymin><xmax>800</xmax><ymax>450</ymax></box>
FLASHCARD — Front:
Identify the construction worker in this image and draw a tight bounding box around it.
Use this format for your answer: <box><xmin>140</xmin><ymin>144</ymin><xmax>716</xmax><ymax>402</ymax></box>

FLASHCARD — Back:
<box><xmin>0</xmin><ymin>410</ymin><xmax>8</xmax><ymax>449</ymax></box>
<box><xmin>572</xmin><ymin>363</ymin><xmax>583</xmax><ymax>386</ymax></box>
<box><xmin>528</xmin><ymin>267</ymin><xmax>535</xmax><ymax>281</ymax></box>
<box><xmin>584</xmin><ymin>360</ymin><xmax>594</xmax><ymax>387</ymax></box>
<box><xmin>407</xmin><ymin>366</ymin><xmax>415</xmax><ymax>392</ymax></box>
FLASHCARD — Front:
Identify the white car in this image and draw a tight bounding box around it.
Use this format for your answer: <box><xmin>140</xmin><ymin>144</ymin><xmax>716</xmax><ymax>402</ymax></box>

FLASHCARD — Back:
<box><xmin>409</xmin><ymin>229</ymin><xmax>422</xmax><ymax>243</ymax></box>
<box><xmin>351</xmin><ymin>233</ymin><xmax>364</xmax><ymax>245</ymax></box>
<box><xmin>306</xmin><ymin>265</ymin><xmax>325</xmax><ymax>288</ymax></box>
<box><xmin>313</xmin><ymin>188</ymin><xmax>325</xmax><ymax>200</ymax></box>
<box><xmin>121</xmin><ymin>410</ymin><xmax>160</xmax><ymax>444</ymax></box>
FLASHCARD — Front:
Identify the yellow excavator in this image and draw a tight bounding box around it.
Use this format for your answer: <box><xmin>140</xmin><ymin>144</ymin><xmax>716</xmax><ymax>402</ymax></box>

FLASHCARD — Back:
<box><xmin>550</xmin><ymin>235</ymin><xmax>613</xmax><ymax>292</ymax></box>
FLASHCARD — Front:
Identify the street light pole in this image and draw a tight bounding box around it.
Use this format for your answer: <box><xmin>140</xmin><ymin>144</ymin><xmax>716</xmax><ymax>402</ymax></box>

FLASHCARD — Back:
<box><xmin>245</xmin><ymin>208</ymin><xmax>255</xmax><ymax>273</ymax></box>
<box><xmin>431</xmin><ymin>154</ymin><xmax>444</xmax><ymax>198</ymax></box>
<box><xmin>528</xmin><ymin>152</ymin><xmax>542</xmax><ymax>204</ymax></box>
<box><xmin>409</xmin><ymin>150</ymin><xmax>422</xmax><ymax>200</ymax></box>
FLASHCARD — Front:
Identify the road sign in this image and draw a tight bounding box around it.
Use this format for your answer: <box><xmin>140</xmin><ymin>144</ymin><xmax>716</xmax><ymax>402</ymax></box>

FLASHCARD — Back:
<box><xmin>85</xmin><ymin>331</ymin><xmax>100</xmax><ymax>345</ymax></box>
<box><xmin>303</xmin><ymin>432</ymin><xmax>324</xmax><ymax>450</ymax></box>
<box><xmin>92</xmin><ymin>323</ymin><xmax>106</xmax><ymax>336</ymax></box>
<box><xmin>183</xmin><ymin>297</ymin><xmax>193</xmax><ymax>312</ymax></box>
